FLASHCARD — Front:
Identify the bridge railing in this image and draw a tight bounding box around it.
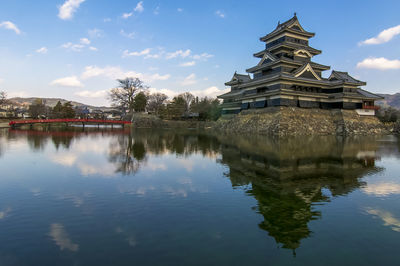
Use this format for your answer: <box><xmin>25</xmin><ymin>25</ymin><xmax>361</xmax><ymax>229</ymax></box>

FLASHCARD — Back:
<box><xmin>9</xmin><ymin>118</ymin><xmax>132</xmax><ymax>126</ymax></box>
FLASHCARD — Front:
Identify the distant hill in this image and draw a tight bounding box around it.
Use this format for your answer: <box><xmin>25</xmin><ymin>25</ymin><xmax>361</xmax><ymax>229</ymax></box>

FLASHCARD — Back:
<box><xmin>9</xmin><ymin>97</ymin><xmax>113</xmax><ymax>111</ymax></box>
<box><xmin>377</xmin><ymin>93</ymin><xmax>400</xmax><ymax>109</ymax></box>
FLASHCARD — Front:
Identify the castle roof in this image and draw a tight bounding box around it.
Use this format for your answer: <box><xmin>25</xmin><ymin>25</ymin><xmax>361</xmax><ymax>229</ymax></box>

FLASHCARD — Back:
<box><xmin>260</xmin><ymin>14</ymin><xmax>315</xmax><ymax>42</ymax></box>
<box><xmin>329</xmin><ymin>71</ymin><xmax>366</xmax><ymax>85</ymax></box>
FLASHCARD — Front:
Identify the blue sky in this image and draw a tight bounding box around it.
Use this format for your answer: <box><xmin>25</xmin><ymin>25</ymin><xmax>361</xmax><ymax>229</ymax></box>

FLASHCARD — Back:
<box><xmin>0</xmin><ymin>0</ymin><xmax>400</xmax><ymax>106</ymax></box>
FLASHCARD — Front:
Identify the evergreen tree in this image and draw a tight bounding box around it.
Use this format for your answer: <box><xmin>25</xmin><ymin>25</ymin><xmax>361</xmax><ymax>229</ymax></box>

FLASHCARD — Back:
<box><xmin>62</xmin><ymin>102</ymin><xmax>76</xmax><ymax>118</ymax></box>
<box><xmin>132</xmin><ymin>92</ymin><xmax>147</xmax><ymax>112</ymax></box>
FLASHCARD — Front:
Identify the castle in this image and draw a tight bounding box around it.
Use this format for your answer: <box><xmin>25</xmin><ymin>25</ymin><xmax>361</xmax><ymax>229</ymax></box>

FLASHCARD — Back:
<box><xmin>218</xmin><ymin>14</ymin><xmax>382</xmax><ymax>116</ymax></box>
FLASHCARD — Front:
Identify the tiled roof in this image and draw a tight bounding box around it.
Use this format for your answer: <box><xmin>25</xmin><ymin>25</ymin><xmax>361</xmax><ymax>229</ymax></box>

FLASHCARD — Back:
<box><xmin>357</xmin><ymin>89</ymin><xmax>383</xmax><ymax>99</ymax></box>
<box><xmin>260</xmin><ymin>15</ymin><xmax>315</xmax><ymax>41</ymax></box>
<box><xmin>329</xmin><ymin>71</ymin><xmax>365</xmax><ymax>85</ymax></box>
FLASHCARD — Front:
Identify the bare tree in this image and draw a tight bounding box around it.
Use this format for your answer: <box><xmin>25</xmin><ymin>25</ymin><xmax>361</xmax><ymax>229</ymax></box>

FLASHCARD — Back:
<box><xmin>147</xmin><ymin>93</ymin><xmax>168</xmax><ymax>114</ymax></box>
<box><xmin>0</xmin><ymin>91</ymin><xmax>7</xmax><ymax>105</ymax></box>
<box><xmin>108</xmin><ymin>78</ymin><xmax>148</xmax><ymax>114</ymax></box>
<box><xmin>179</xmin><ymin>92</ymin><xmax>195</xmax><ymax>114</ymax></box>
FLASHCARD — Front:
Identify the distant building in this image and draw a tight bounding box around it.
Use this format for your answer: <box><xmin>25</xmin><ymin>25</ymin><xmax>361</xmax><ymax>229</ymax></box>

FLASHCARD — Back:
<box><xmin>218</xmin><ymin>14</ymin><xmax>382</xmax><ymax>116</ymax></box>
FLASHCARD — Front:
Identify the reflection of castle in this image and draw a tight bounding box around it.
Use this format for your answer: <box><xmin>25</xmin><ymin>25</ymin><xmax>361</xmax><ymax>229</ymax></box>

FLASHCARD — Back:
<box><xmin>217</xmin><ymin>135</ymin><xmax>383</xmax><ymax>251</ymax></box>
<box><xmin>4</xmin><ymin>128</ymin><xmax>388</xmax><ymax>251</ymax></box>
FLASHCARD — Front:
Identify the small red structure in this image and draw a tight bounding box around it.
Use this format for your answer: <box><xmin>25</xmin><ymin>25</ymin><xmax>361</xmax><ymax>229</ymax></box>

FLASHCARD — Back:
<box><xmin>9</xmin><ymin>118</ymin><xmax>131</xmax><ymax>128</ymax></box>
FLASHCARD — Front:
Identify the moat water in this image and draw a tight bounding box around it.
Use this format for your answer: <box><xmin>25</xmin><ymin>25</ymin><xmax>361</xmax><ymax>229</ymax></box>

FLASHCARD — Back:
<box><xmin>0</xmin><ymin>127</ymin><xmax>400</xmax><ymax>265</ymax></box>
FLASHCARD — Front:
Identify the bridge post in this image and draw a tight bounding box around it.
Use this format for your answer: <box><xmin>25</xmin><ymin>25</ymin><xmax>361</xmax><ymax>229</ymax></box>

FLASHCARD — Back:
<box><xmin>111</xmin><ymin>124</ymin><xmax>113</xmax><ymax>129</ymax></box>
<box><xmin>82</xmin><ymin>122</ymin><xmax>85</xmax><ymax>128</ymax></box>
<box><xmin>30</xmin><ymin>124</ymin><xmax>33</xmax><ymax>129</ymax></box>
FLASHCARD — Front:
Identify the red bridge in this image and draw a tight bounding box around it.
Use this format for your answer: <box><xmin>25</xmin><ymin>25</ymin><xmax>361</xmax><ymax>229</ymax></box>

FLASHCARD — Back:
<box><xmin>9</xmin><ymin>119</ymin><xmax>131</xmax><ymax>128</ymax></box>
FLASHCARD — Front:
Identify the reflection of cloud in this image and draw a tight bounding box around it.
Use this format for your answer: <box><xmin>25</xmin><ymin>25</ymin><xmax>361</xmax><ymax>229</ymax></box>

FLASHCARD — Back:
<box><xmin>52</xmin><ymin>153</ymin><xmax>77</xmax><ymax>166</ymax></box>
<box><xmin>77</xmin><ymin>162</ymin><xmax>115</xmax><ymax>177</ymax></box>
<box><xmin>0</xmin><ymin>207</ymin><xmax>11</xmax><ymax>219</ymax></box>
<box><xmin>59</xmin><ymin>194</ymin><xmax>84</xmax><ymax>207</ymax></box>
<box><xmin>146</xmin><ymin>162</ymin><xmax>167</xmax><ymax>171</ymax></box>
<box><xmin>118</xmin><ymin>185</ymin><xmax>155</xmax><ymax>196</ymax></box>
<box><xmin>164</xmin><ymin>186</ymin><xmax>188</xmax><ymax>197</ymax></box>
<box><xmin>178</xmin><ymin>178</ymin><xmax>192</xmax><ymax>185</ymax></box>
<box><xmin>363</xmin><ymin>183</ymin><xmax>400</xmax><ymax>196</ymax></box>
<box><xmin>74</xmin><ymin>141</ymin><xmax>108</xmax><ymax>154</ymax></box>
<box><xmin>366</xmin><ymin>208</ymin><xmax>400</xmax><ymax>232</ymax></box>
<box><xmin>115</xmin><ymin>227</ymin><xmax>137</xmax><ymax>247</ymax></box>
<box><xmin>30</xmin><ymin>188</ymin><xmax>41</xmax><ymax>197</ymax></box>
<box><xmin>49</xmin><ymin>223</ymin><xmax>79</xmax><ymax>251</ymax></box>
<box><xmin>127</xmin><ymin>236</ymin><xmax>137</xmax><ymax>247</ymax></box>
<box><xmin>176</xmin><ymin>158</ymin><xmax>194</xmax><ymax>172</ymax></box>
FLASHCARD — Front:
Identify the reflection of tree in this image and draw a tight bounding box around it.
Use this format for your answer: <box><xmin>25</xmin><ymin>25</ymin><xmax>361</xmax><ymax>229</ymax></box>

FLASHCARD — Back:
<box><xmin>0</xmin><ymin>130</ymin><xmax>6</xmax><ymax>158</ymax></box>
<box><xmin>218</xmin><ymin>134</ymin><xmax>383</xmax><ymax>252</ymax></box>
<box><xmin>51</xmin><ymin>134</ymin><xmax>74</xmax><ymax>150</ymax></box>
<box><xmin>26</xmin><ymin>133</ymin><xmax>48</xmax><ymax>151</ymax></box>
<box><xmin>108</xmin><ymin>135</ymin><xmax>147</xmax><ymax>175</ymax></box>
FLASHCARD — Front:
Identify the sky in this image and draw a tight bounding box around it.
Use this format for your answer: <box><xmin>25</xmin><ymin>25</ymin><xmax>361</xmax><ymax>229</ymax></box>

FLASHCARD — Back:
<box><xmin>0</xmin><ymin>0</ymin><xmax>400</xmax><ymax>106</ymax></box>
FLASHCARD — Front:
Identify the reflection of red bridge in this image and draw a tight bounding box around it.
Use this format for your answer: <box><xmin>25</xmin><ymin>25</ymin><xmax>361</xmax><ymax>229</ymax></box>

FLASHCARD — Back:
<box><xmin>9</xmin><ymin>119</ymin><xmax>131</xmax><ymax>128</ymax></box>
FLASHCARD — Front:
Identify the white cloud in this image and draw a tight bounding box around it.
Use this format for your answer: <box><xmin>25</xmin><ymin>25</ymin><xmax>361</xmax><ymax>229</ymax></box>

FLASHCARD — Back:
<box><xmin>122</xmin><ymin>1</ymin><xmax>144</xmax><ymax>19</ymax></box>
<box><xmin>0</xmin><ymin>78</ymin><xmax>4</xmax><ymax>84</ymax></box>
<box><xmin>122</xmin><ymin>12</ymin><xmax>133</xmax><ymax>19</ymax></box>
<box><xmin>192</xmin><ymin>53</ymin><xmax>214</xmax><ymax>61</ymax></box>
<box><xmin>81</xmin><ymin>65</ymin><xmax>170</xmax><ymax>83</ymax></box>
<box><xmin>88</xmin><ymin>28</ymin><xmax>104</xmax><ymax>38</ymax></box>
<box><xmin>120</xmin><ymin>29</ymin><xmax>135</xmax><ymax>39</ymax></box>
<box><xmin>122</xmin><ymin>48</ymin><xmax>151</xmax><ymax>57</ymax></box>
<box><xmin>0</xmin><ymin>21</ymin><xmax>21</xmax><ymax>34</ymax></box>
<box><xmin>192</xmin><ymin>86</ymin><xmax>229</xmax><ymax>98</ymax></box>
<box><xmin>80</xmin><ymin>38</ymin><xmax>90</xmax><ymax>45</ymax></box>
<box><xmin>134</xmin><ymin>1</ymin><xmax>144</xmax><ymax>12</ymax></box>
<box><xmin>360</xmin><ymin>25</ymin><xmax>400</xmax><ymax>45</ymax></box>
<box><xmin>75</xmin><ymin>90</ymin><xmax>108</xmax><ymax>98</ymax></box>
<box><xmin>103</xmin><ymin>18</ymin><xmax>111</xmax><ymax>22</ymax></box>
<box><xmin>36</xmin><ymin>47</ymin><xmax>48</xmax><ymax>54</ymax></box>
<box><xmin>180</xmin><ymin>73</ymin><xmax>197</xmax><ymax>86</ymax></box>
<box><xmin>215</xmin><ymin>10</ymin><xmax>225</xmax><ymax>18</ymax></box>
<box><xmin>149</xmin><ymin>86</ymin><xmax>227</xmax><ymax>99</ymax></box>
<box><xmin>357</xmin><ymin>57</ymin><xmax>400</xmax><ymax>70</ymax></box>
<box><xmin>58</xmin><ymin>0</ymin><xmax>85</xmax><ymax>20</ymax></box>
<box><xmin>62</xmin><ymin>38</ymin><xmax>93</xmax><ymax>52</ymax></box>
<box><xmin>50</xmin><ymin>76</ymin><xmax>83</xmax><ymax>87</ymax></box>
<box><xmin>89</xmin><ymin>46</ymin><xmax>98</xmax><ymax>51</ymax></box>
<box><xmin>180</xmin><ymin>61</ymin><xmax>196</xmax><ymax>67</ymax></box>
<box><xmin>153</xmin><ymin>6</ymin><xmax>160</xmax><ymax>15</ymax></box>
<box><xmin>166</xmin><ymin>49</ymin><xmax>191</xmax><ymax>59</ymax></box>
<box><xmin>177</xmin><ymin>8</ymin><xmax>183</xmax><ymax>12</ymax></box>
<box><xmin>62</xmin><ymin>42</ymin><xmax>85</xmax><ymax>52</ymax></box>
<box><xmin>7</xmin><ymin>91</ymin><xmax>29</xmax><ymax>98</ymax></box>
<box><xmin>49</xmin><ymin>223</ymin><xmax>79</xmax><ymax>251</ymax></box>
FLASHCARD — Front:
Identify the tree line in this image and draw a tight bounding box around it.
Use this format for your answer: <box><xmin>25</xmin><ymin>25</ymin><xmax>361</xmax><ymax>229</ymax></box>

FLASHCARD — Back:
<box><xmin>28</xmin><ymin>99</ymin><xmax>76</xmax><ymax>119</ymax></box>
<box><xmin>109</xmin><ymin>77</ymin><xmax>222</xmax><ymax>121</ymax></box>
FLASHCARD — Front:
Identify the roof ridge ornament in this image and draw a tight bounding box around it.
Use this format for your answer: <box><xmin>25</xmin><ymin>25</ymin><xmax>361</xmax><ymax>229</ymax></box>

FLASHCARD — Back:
<box><xmin>294</xmin><ymin>12</ymin><xmax>297</xmax><ymax>17</ymax></box>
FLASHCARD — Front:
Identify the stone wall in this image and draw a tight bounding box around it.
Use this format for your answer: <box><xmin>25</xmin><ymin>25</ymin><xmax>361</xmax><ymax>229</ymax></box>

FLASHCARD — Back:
<box><xmin>215</xmin><ymin>107</ymin><xmax>389</xmax><ymax>136</ymax></box>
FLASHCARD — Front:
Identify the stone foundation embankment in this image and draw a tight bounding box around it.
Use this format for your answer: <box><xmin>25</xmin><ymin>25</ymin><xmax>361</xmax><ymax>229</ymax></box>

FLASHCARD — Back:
<box><xmin>215</xmin><ymin>107</ymin><xmax>389</xmax><ymax>136</ymax></box>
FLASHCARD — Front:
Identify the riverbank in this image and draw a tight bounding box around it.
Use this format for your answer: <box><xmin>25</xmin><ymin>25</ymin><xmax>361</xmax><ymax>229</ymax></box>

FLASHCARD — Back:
<box><xmin>214</xmin><ymin>107</ymin><xmax>390</xmax><ymax>136</ymax></box>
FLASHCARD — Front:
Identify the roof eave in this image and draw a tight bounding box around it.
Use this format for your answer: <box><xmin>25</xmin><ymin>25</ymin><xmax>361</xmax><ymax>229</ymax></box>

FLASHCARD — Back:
<box><xmin>260</xmin><ymin>30</ymin><xmax>315</xmax><ymax>42</ymax></box>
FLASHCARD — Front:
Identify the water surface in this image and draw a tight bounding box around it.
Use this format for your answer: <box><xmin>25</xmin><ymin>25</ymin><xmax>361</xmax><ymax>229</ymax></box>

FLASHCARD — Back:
<box><xmin>0</xmin><ymin>128</ymin><xmax>400</xmax><ymax>265</ymax></box>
